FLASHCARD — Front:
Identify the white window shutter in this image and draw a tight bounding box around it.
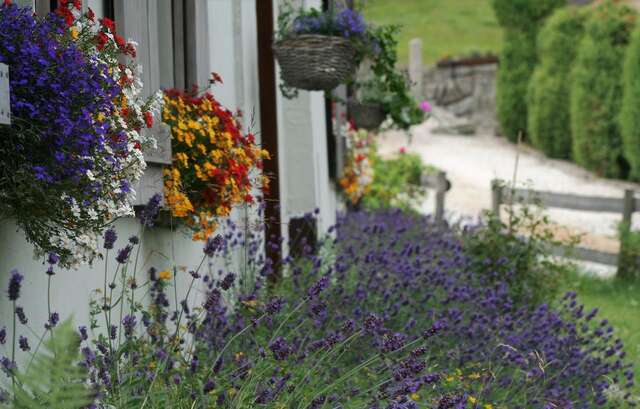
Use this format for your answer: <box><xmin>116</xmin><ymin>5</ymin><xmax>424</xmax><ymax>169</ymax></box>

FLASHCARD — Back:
<box><xmin>114</xmin><ymin>0</ymin><xmax>171</xmax><ymax>206</ymax></box>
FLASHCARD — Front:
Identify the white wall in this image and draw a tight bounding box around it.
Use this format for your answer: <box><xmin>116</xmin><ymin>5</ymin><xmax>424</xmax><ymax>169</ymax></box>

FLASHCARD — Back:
<box><xmin>274</xmin><ymin>0</ymin><xmax>338</xmax><ymax>244</ymax></box>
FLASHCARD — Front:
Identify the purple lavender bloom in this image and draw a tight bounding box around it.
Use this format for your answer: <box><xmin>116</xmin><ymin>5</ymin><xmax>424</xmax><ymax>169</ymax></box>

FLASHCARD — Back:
<box><xmin>138</xmin><ymin>193</ymin><xmax>162</xmax><ymax>227</ymax></box>
<box><xmin>18</xmin><ymin>335</ymin><xmax>29</xmax><ymax>351</ymax></box>
<box><xmin>7</xmin><ymin>270</ymin><xmax>23</xmax><ymax>301</ymax></box>
<box><xmin>116</xmin><ymin>245</ymin><xmax>133</xmax><ymax>264</ymax></box>
<box><xmin>122</xmin><ymin>315</ymin><xmax>136</xmax><ymax>337</ymax></box>
<box><xmin>15</xmin><ymin>306</ymin><xmax>27</xmax><ymax>325</ymax></box>
<box><xmin>47</xmin><ymin>252</ymin><xmax>59</xmax><ymax>265</ymax></box>
<box><xmin>269</xmin><ymin>336</ymin><xmax>291</xmax><ymax>361</ymax></box>
<box><xmin>45</xmin><ymin>312</ymin><xmax>59</xmax><ymax>329</ymax></box>
<box><xmin>103</xmin><ymin>227</ymin><xmax>117</xmax><ymax>250</ymax></box>
<box><xmin>78</xmin><ymin>326</ymin><xmax>88</xmax><ymax>341</ymax></box>
<box><xmin>204</xmin><ymin>235</ymin><xmax>224</xmax><ymax>257</ymax></box>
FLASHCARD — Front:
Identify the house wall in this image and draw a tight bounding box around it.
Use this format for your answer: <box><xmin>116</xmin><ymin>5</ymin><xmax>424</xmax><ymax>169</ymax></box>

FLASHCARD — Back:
<box><xmin>275</xmin><ymin>0</ymin><xmax>338</xmax><ymax>244</ymax></box>
<box><xmin>0</xmin><ymin>0</ymin><xmax>336</xmax><ymax>363</ymax></box>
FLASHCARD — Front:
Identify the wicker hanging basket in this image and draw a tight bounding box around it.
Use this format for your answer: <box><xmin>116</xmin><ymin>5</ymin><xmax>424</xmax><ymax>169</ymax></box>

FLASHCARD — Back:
<box><xmin>273</xmin><ymin>34</ymin><xmax>357</xmax><ymax>91</ymax></box>
<box><xmin>348</xmin><ymin>100</ymin><xmax>386</xmax><ymax>130</ymax></box>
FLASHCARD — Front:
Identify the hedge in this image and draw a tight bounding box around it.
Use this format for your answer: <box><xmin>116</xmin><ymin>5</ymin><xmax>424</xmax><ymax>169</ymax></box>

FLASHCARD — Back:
<box><xmin>496</xmin><ymin>29</ymin><xmax>538</xmax><ymax>142</ymax></box>
<box><xmin>492</xmin><ymin>0</ymin><xmax>565</xmax><ymax>142</ymax></box>
<box><xmin>621</xmin><ymin>19</ymin><xmax>640</xmax><ymax>181</ymax></box>
<box><xmin>570</xmin><ymin>0</ymin><xmax>636</xmax><ymax>178</ymax></box>
<box><xmin>527</xmin><ymin>6</ymin><xmax>586</xmax><ymax>159</ymax></box>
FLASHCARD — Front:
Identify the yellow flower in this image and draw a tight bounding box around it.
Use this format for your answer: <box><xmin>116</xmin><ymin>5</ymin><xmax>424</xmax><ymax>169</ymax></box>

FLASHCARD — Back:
<box><xmin>410</xmin><ymin>393</ymin><xmax>420</xmax><ymax>401</ymax></box>
<box><xmin>484</xmin><ymin>405</ymin><xmax>494</xmax><ymax>409</ymax></box>
<box><xmin>468</xmin><ymin>396</ymin><xmax>477</xmax><ymax>404</ymax></box>
<box><xmin>70</xmin><ymin>26</ymin><xmax>79</xmax><ymax>40</ymax></box>
<box><xmin>228</xmin><ymin>388</ymin><xmax>237</xmax><ymax>397</ymax></box>
<box><xmin>158</xmin><ymin>270</ymin><xmax>172</xmax><ymax>280</ymax></box>
<box><xmin>469</xmin><ymin>372</ymin><xmax>481</xmax><ymax>380</ymax></box>
<box><xmin>241</xmin><ymin>299</ymin><xmax>258</xmax><ymax>308</ymax></box>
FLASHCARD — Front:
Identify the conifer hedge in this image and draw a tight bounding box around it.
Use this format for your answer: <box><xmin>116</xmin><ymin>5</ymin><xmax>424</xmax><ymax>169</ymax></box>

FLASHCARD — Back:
<box><xmin>492</xmin><ymin>0</ymin><xmax>565</xmax><ymax>142</ymax></box>
<box><xmin>620</xmin><ymin>19</ymin><xmax>640</xmax><ymax>181</ymax></box>
<box><xmin>570</xmin><ymin>0</ymin><xmax>636</xmax><ymax>178</ymax></box>
<box><xmin>527</xmin><ymin>7</ymin><xmax>586</xmax><ymax>159</ymax></box>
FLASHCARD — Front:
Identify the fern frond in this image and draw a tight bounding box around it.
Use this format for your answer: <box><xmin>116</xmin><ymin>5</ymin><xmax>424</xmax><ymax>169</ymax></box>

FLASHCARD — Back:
<box><xmin>11</xmin><ymin>319</ymin><xmax>93</xmax><ymax>409</ymax></box>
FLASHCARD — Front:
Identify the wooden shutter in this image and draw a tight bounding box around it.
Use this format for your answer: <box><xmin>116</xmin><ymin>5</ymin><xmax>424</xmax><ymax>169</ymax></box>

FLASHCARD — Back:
<box><xmin>113</xmin><ymin>0</ymin><xmax>171</xmax><ymax>205</ymax></box>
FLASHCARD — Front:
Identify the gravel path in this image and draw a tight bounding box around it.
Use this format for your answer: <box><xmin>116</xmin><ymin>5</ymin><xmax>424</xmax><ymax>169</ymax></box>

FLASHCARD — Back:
<box><xmin>378</xmin><ymin>119</ymin><xmax>640</xmax><ymax>274</ymax></box>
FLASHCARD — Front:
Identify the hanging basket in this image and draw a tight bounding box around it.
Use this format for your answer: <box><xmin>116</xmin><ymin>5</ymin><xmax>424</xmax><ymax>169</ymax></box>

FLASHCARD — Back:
<box><xmin>348</xmin><ymin>100</ymin><xmax>386</xmax><ymax>130</ymax></box>
<box><xmin>273</xmin><ymin>34</ymin><xmax>357</xmax><ymax>91</ymax></box>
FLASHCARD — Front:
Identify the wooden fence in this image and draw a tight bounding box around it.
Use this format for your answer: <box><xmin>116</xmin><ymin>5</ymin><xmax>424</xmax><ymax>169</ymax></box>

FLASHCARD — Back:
<box><xmin>421</xmin><ymin>171</ymin><xmax>451</xmax><ymax>225</ymax></box>
<box><xmin>491</xmin><ymin>180</ymin><xmax>636</xmax><ymax>267</ymax></box>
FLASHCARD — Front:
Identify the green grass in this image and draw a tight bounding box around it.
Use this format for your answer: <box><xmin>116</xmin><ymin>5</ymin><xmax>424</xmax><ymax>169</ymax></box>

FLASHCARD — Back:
<box><xmin>363</xmin><ymin>0</ymin><xmax>503</xmax><ymax>65</ymax></box>
<box><xmin>563</xmin><ymin>270</ymin><xmax>640</xmax><ymax>397</ymax></box>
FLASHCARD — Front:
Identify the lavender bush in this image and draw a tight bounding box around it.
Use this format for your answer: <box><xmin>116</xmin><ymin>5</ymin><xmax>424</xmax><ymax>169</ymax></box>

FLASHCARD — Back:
<box><xmin>0</xmin><ymin>206</ymin><xmax>635</xmax><ymax>408</ymax></box>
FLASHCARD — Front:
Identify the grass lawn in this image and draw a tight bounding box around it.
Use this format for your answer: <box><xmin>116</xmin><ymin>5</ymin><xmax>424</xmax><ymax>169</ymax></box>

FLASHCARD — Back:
<box><xmin>564</xmin><ymin>270</ymin><xmax>640</xmax><ymax>397</ymax></box>
<box><xmin>363</xmin><ymin>0</ymin><xmax>503</xmax><ymax>65</ymax></box>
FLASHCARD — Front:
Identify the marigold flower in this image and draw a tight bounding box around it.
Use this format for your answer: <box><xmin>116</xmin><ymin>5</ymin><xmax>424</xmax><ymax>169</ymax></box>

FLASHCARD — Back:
<box><xmin>158</xmin><ymin>270</ymin><xmax>172</xmax><ymax>280</ymax></box>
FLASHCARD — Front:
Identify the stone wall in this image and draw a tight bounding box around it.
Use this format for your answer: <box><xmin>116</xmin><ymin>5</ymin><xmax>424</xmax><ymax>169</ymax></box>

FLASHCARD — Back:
<box><xmin>422</xmin><ymin>61</ymin><xmax>498</xmax><ymax>135</ymax></box>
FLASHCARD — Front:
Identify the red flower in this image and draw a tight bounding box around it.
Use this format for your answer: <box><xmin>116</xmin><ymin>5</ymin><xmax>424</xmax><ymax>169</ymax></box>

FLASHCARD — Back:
<box><xmin>125</xmin><ymin>43</ymin><xmax>137</xmax><ymax>58</ymax></box>
<box><xmin>143</xmin><ymin>111</ymin><xmax>154</xmax><ymax>129</ymax></box>
<box><xmin>244</xmin><ymin>194</ymin><xmax>254</xmax><ymax>204</ymax></box>
<box><xmin>399</xmin><ymin>147</ymin><xmax>407</xmax><ymax>154</ymax></box>
<box><xmin>133</xmin><ymin>142</ymin><xmax>141</xmax><ymax>150</ymax></box>
<box><xmin>100</xmin><ymin>17</ymin><xmax>115</xmax><ymax>32</ymax></box>
<box><xmin>56</xmin><ymin>7</ymin><xmax>74</xmax><ymax>27</ymax></box>
<box><xmin>114</xmin><ymin>34</ymin><xmax>126</xmax><ymax>48</ymax></box>
<box><xmin>3</xmin><ymin>0</ymin><xmax>11</xmax><ymax>6</ymax></box>
<box><xmin>121</xmin><ymin>107</ymin><xmax>129</xmax><ymax>118</ymax></box>
<box><xmin>210</xmin><ymin>72</ymin><xmax>223</xmax><ymax>84</ymax></box>
<box><xmin>86</xmin><ymin>7</ymin><xmax>95</xmax><ymax>21</ymax></box>
<box><xmin>96</xmin><ymin>31</ymin><xmax>108</xmax><ymax>50</ymax></box>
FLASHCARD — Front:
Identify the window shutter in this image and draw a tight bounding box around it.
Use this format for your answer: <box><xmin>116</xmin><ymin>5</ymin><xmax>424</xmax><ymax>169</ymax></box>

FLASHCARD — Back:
<box><xmin>113</xmin><ymin>0</ymin><xmax>171</xmax><ymax>206</ymax></box>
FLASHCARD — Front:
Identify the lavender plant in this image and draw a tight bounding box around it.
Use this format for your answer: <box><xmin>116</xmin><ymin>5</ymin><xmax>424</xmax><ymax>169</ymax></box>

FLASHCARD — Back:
<box><xmin>0</xmin><ymin>205</ymin><xmax>635</xmax><ymax>408</ymax></box>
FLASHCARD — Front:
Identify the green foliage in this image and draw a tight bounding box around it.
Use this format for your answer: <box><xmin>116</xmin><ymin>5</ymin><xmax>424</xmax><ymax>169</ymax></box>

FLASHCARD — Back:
<box><xmin>365</xmin><ymin>25</ymin><xmax>425</xmax><ymax>130</ymax></box>
<box><xmin>361</xmin><ymin>152</ymin><xmax>429</xmax><ymax>210</ymax></box>
<box><xmin>570</xmin><ymin>0</ymin><xmax>636</xmax><ymax>178</ymax></box>
<box><xmin>620</xmin><ymin>20</ymin><xmax>640</xmax><ymax>181</ymax></box>
<box><xmin>8</xmin><ymin>320</ymin><xmax>93</xmax><ymax>409</ymax></box>
<box><xmin>496</xmin><ymin>29</ymin><xmax>538</xmax><ymax>142</ymax></box>
<box><xmin>462</xmin><ymin>186</ymin><xmax>571</xmax><ymax>306</ymax></box>
<box><xmin>492</xmin><ymin>0</ymin><xmax>565</xmax><ymax>142</ymax></box>
<box><xmin>617</xmin><ymin>222</ymin><xmax>640</xmax><ymax>282</ymax></box>
<box><xmin>528</xmin><ymin>6</ymin><xmax>586</xmax><ymax>158</ymax></box>
<box><xmin>491</xmin><ymin>0</ymin><xmax>567</xmax><ymax>29</ymax></box>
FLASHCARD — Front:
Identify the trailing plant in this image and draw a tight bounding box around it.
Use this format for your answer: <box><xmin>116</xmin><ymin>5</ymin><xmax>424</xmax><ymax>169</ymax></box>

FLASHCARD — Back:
<box><xmin>362</xmin><ymin>24</ymin><xmax>426</xmax><ymax>131</ymax></box>
<box><xmin>570</xmin><ymin>0</ymin><xmax>636</xmax><ymax>178</ymax></box>
<box><xmin>528</xmin><ymin>6</ymin><xmax>587</xmax><ymax>159</ymax></box>
<box><xmin>0</xmin><ymin>1</ymin><xmax>159</xmax><ymax>267</ymax></box>
<box><xmin>162</xmin><ymin>76</ymin><xmax>270</xmax><ymax>241</ymax></box>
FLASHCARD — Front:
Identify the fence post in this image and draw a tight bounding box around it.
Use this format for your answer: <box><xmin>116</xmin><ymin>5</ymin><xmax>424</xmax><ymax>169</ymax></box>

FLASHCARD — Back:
<box><xmin>408</xmin><ymin>38</ymin><xmax>423</xmax><ymax>100</ymax></box>
<box><xmin>618</xmin><ymin>189</ymin><xmax>635</xmax><ymax>278</ymax></box>
<box><xmin>491</xmin><ymin>180</ymin><xmax>502</xmax><ymax>218</ymax></box>
<box><xmin>435</xmin><ymin>171</ymin><xmax>446</xmax><ymax>226</ymax></box>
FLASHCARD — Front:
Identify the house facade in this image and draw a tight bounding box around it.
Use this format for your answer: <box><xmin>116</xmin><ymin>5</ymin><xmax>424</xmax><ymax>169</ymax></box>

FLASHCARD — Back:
<box><xmin>0</xmin><ymin>0</ymin><xmax>341</xmax><ymax>338</ymax></box>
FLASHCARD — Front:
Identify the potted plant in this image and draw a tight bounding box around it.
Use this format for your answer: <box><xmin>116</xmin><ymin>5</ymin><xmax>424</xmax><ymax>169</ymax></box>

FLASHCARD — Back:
<box><xmin>348</xmin><ymin>77</ymin><xmax>388</xmax><ymax>130</ymax></box>
<box><xmin>348</xmin><ymin>25</ymin><xmax>429</xmax><ymax>132</ymax></box>
<box><xmin>273</xmin><ymin>3</ymin><xmax>370</xmax><ymax>94</ymax></box>
<box><xmin>0</xmin><ymin>1</ymin><xmax>158</xmax><ymax>267</ymax></box>
<box><xmin>162</xmin><ymin>74</ymin><xmax>269</xmax><ymax>241</ymax></box>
